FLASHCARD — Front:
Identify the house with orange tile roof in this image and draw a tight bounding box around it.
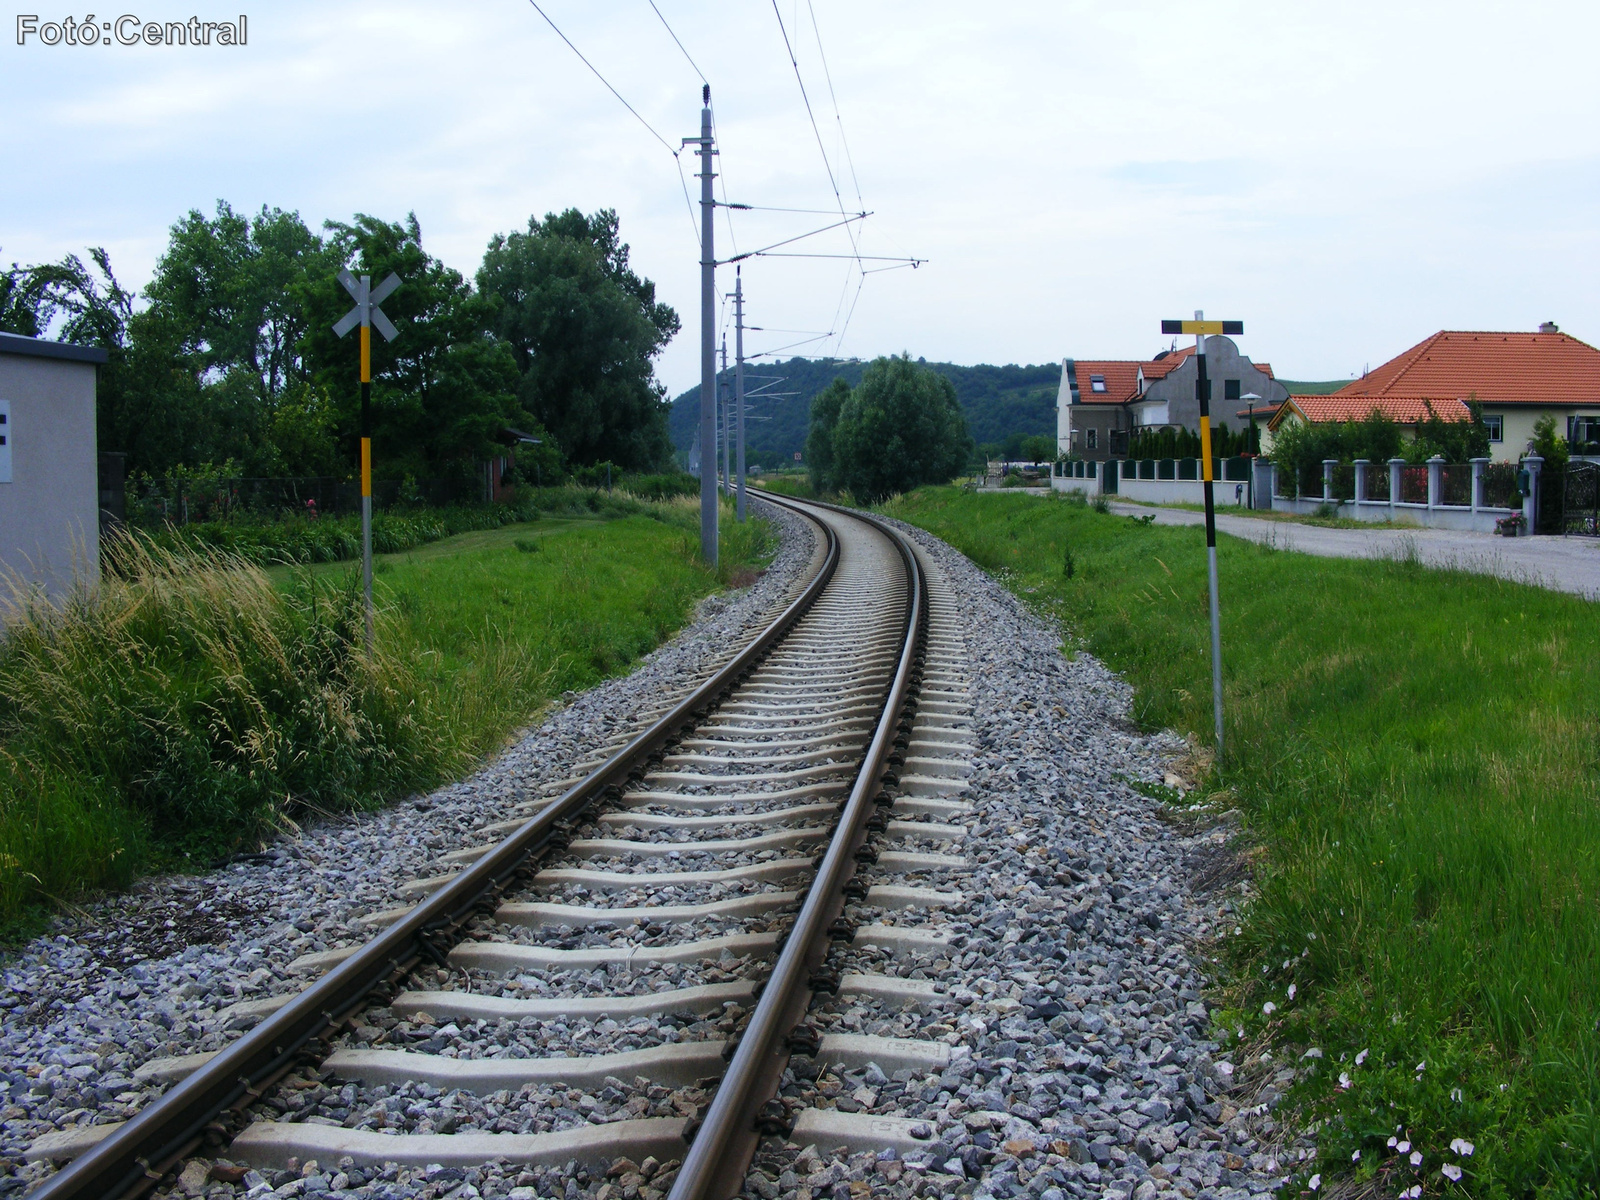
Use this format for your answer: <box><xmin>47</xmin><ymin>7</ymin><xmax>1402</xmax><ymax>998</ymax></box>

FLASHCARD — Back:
<box><xmin>1056</xmin><ymin>336</ymin><xmax>1286</xmax><ymax>461</ymax></box>
<box><xmin>1327</xmin><ymin>324</ymin><xmax>1600</xmax><ymax>462</ymax></box>
<box><xmin>1263</xmin><ymin>394</ymin><xmax>1473</xmax><ymax>452</ymax></box>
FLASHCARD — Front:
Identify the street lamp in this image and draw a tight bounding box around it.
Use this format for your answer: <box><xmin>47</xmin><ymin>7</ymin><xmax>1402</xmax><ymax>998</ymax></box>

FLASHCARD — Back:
<box><xmin>1241</xmin><ymin>392</ymin><xmax>1262</xmax><ymax>510</ymax></box>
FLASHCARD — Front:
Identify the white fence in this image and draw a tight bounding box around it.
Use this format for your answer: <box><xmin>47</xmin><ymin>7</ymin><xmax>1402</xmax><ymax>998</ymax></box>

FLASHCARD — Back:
<box><xmin>1049</xmin><ymin>455</ymin><xmax>1537</xmax><ymax>534</ymax></box>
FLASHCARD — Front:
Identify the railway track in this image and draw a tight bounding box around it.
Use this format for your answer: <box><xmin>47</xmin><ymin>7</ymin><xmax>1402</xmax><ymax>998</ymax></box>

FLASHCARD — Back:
<box><xmin>25</xmin><ymin>496</ymin><xmax>976</xmax><ymax>1200</ymax></box>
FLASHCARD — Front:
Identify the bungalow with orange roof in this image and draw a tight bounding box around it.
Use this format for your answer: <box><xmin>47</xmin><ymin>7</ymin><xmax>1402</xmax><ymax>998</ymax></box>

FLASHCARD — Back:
<box><xmin>1263</xmin><ymin>393</ymin><xmax>1473</xmax><ymax>453</ymax></box>
<box><xmin>1056</xmin><ymin>336</ymin><xmax>1286</xmax><ymax>461</ymax></box>
<box><xmin>1327</xmin><ymin>324</ymin><xmax>1600</xmax><ymax>463</ymax></box>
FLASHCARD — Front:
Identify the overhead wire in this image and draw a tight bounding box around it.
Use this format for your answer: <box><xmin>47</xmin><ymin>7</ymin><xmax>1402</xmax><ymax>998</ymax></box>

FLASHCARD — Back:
<box><xmin>526</xmin><ymin>0</ymin><xmax>701</xmax><ymax>248</ymax></box>
<box><xmin>769</xmin><ymin>0</ymin><xmax>870</xmax><ymax>360</ymax></box>
<box><xmin>646</xmin><ymin>0</ymin><xmax>708</xmax><ymax>84</ymax></box>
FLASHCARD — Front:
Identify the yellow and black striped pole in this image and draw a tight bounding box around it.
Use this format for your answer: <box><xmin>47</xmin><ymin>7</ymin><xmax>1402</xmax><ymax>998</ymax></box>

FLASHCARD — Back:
<box><xmin>334</xmin><ymin>267</ymin><xmax>401</xmax><ymax>654</ymax></box>
<box><xmin>360</xmin><ymin>316</ymin><xmax>373</xmax><ymax>651</ymax></box>
<box><xmin>1162</xmin><ymin>314</ymin><xmax>1244</xmax><ymax>758</ymax></box>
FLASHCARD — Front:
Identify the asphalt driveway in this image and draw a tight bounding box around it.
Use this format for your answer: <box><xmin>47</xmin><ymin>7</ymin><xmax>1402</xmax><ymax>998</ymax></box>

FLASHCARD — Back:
<box><xmin>1108</xmin><ymin>503</ymin><xmax>1600</xmax><ymax>600</ymax></box>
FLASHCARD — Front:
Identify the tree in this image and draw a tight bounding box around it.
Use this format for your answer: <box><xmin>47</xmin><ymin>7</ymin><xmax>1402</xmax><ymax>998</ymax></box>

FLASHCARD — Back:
<box><xmin>116</xmin><ymin>202</ymin><xmax>338</xmax><ymax>475</ymax></box>
<box><xmin>478</xmin><ymin>209</ymin><xmax>679</xmax><ymax>471</ymax></box>
<box><xmin>804</xmin><ymin>377</ymin><xmax>851</xmax><ymax>493</ymax></box>
<box><xmin>829</xmin><ymin>356</ymin><xmax>973</xmax><ymax>503</ymax></box>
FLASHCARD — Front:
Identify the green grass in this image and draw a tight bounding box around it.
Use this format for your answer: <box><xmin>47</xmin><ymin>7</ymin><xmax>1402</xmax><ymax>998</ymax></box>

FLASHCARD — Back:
<box><xmin>1117</xmin><ymin>498</ymin><xmax>1404</xmax><ymax>531</ymax></box>
<box><xmin>0</xmin><ymin>497</ymin><xmax>774</xmax><ymax>933</ymax></box>
<box><xmin>882</xmin><ymin>487</ymin><xmax>1600</xmax><ymax>1198</ymax></box>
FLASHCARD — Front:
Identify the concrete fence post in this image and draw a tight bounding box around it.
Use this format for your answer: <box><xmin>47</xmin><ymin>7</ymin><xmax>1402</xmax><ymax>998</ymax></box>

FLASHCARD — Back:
<box><xmin>1353</xmin><ymin>459</ymin><xmax>1369</xmax><ymax>504</ymax></box>
<box><xmin>1389</xmin><ymin>457</ymin><xmax>1406</xmax><ymax>512</ymax></box>
<box><xmin>1470</xmin><ymin>457</ymin><xmax>1488</xmax><ymax>511</ymax></box>
<box><xmin>1322</xmin><ymin>459</ymin><xmax>1337</xmax><ymax>502</ymax></box>
<box><xmin>1427</xmin><ymin>455</ymin><xmax>1445</xmax><ymax>509</ymax></box>
<box><xmin>1524</xmin><ymin>454</ymin><xmax>1543</xmax><ymax>531</ymax></box>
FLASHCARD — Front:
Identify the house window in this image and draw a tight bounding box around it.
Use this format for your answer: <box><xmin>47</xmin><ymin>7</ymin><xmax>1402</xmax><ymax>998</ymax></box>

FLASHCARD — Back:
<box><xmin>1090</xmin><ymin>374</ymin><xmax>1106</xmax><ymax>393</ymax></box>
<box><xmin>1570</xmin><ymin>416</ymin><xmax>1600</xmax><ymax>450</ymax></box>
<box><xmin>1086</xmin><ymin>428</ymin><xmax>1098</xmax><ymax>450</ymax></box>
<box><xmin>1483</xmin><ymin>414</ymin><xmax>1503</xmax><ymax>443</ymax></box>
<box><xmin>1224</xmin><ymin>379</ymin><xmax>1241</xmax><ymax>401</ymax></box>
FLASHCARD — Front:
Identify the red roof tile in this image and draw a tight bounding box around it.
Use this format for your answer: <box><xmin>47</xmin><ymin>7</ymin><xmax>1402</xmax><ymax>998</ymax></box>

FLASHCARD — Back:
<box><xmin>1141</xmin><ymin>345</ymin><xmax>1196</xmax><ymax>380</ymax></box>
<box><xmin>1335</xmin><ymin>330</ymin><xmax>1600</xmax><ymax>407</ymax></box>
<box><xmin>1271</xmin><ymin>393</ymin><xmax>1471</xmax><ymax>430</ymax></box>
<box><xmin>1071</xmin><ymin>361</ymin><xmax>1143</xmax><ymax>404</ymax></box>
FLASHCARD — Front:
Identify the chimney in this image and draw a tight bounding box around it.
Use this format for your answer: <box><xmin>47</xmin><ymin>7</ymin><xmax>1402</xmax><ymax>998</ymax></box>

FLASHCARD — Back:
<box><xmin>1539</xmin><ymin>321</ymin><xmax>1560</xmax><ymax>334</ymax></box>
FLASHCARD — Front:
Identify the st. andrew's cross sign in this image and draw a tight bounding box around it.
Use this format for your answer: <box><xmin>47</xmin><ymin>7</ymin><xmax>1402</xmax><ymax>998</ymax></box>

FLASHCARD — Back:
<box><xmin>334</xmin><ymin>268</ymin><xmax>401</xmax><ymax>650</ymax></box>
<box><xmin>1160</xmin><ymin>313</ymin><xmax>1242</xmax><ymax>756</ymax></box>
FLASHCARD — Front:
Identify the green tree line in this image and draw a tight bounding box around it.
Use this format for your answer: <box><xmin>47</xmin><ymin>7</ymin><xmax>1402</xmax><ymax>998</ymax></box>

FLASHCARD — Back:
<box><xmin>805</xmin><ymin>355</ymin><xmax>973</xmax><ymax>502</ymax></box>
<box><xmin>0</xmin><ymin>203</ymin><xmax>679</xmax><ymax>483</ymax></box>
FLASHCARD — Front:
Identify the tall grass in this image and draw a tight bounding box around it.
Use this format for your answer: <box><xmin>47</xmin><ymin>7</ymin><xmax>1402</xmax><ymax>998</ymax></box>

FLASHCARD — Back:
<box><xmin>0</xmin><ymin>501</ymin><xmax>778</xmax><ymax>929</ymax></box>
<box><xmin>884</xmin><ymin>487</ymin><xmax>1600</xmax><ymax>1197</ymax></box>
<box><xmin>0</xmin><ymin>535</ymin><xmax>454</xmax><ymax>919</ymax></box>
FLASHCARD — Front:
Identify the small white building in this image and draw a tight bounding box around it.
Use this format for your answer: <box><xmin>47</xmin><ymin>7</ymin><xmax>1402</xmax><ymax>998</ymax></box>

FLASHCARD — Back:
<box><xmin>0</xmin><ymin>333</ymin><xmax>106</xmax><ymax>603</ymax></box>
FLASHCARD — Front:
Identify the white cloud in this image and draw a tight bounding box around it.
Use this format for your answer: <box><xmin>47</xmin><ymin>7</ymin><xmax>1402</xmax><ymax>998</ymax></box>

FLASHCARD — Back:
<box><xmin>3</xmin><ymin>0</ymin><xmax>1598</xmax><ymax>393</ymax></box>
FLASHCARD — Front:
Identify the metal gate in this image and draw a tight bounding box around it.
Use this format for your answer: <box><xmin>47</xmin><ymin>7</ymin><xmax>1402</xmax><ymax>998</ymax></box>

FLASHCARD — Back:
<box><xmin>1561</xmin><ymin>461</ymin><xmax>1600</xmax><ymax>535</ymax></box>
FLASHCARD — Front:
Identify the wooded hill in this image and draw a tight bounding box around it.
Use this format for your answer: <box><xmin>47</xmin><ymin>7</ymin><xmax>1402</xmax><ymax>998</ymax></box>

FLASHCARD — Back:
<box><xmin>668</xmin><ymin>357</ymin><xmax>1059</xmax><ymax>468</ymax></box>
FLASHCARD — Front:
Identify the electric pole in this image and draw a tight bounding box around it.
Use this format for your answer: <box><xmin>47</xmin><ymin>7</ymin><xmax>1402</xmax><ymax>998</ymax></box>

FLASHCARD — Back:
<box><xmin>720</xmin><ymin>334</ymin><xmax>731</xmax><ymax>496</ymax></box>
<box><xmin>691</xmin><ymin>85</ymin><xmax>717</xmax><ymax>566</ymax></box>
<box><xmin>734</xmin><ymin>267</ymin><xmax>747</xmax><ymax>521</ymax></box>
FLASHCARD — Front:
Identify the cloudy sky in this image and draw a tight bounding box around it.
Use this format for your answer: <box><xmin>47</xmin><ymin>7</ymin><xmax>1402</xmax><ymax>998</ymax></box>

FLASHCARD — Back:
<box><xmin>5</xmin><ymin>0</ymin><xmax>1598</xmax><ymax>393</ymax></box>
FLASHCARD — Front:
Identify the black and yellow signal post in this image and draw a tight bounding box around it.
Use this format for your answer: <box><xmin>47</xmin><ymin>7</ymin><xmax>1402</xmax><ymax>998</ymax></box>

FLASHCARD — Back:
<box><xmin>334</xmin><ymin>268</ymin><xmax>401</xmax><ymax>651</ymax></box>
<box><xmin>1160</xmin><ymin>312</ymin><xmax>1243</xmax><ymax>757</ymax></box>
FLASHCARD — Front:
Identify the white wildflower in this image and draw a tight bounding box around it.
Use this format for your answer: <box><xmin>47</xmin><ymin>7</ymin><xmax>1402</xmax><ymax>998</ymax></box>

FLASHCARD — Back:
<box><xmin>1451</xmin><ymin>1087</ymin><xmax>1463</xmax><ymax>1102</ymax></box>
<box><xmin>1410</xmin><ymin>1151</ymin><xmax>1423</xmax><ymax>1167</ymax></box>
<box><xmin>1397</xmin><ymin>1140</ymin><xmax>1411</xmax><ymax>1153</ymax></box>
<box><xmin>1387</xmin><ymin>1136</ymin><xmax>1398</xmax><ymax>1148</ymax></box>
<box><xmin>1308</xmin><ymin>1174</ymin><xmax>1321</xmax><ymax>1190</ymax></box>
<box><xmin>1442</xmin><ymin>1163</ymin><xmax>1463</xmax><ymax>1182</ymax></box>
<box><xmin>1338</xmin><ymin>1072</ymin><xmax>1351</xmax><ymax>1089</ymax></box>
<box><xmin>1351</xmin><ymin>1149</ymin><xmax>1360</xmax><ymax>1162</ymax></box>
<box><xmin>1302</xmin><ymin>1047</ymin><xmax>1323</xmax><ymax>1059</ymax></box>
<box><xmin>1263</xmin><ymin>1001</ymin><xmax>1277</xmax><ymax>1015</ymax></box>
<box><xmin>1356</xmin><ymin>1049</ymin><xmax>1369</xmax><ymax>1065</ymax></box>
<box><xmin>1288</xmin><ymin>983</ymin><xmax>1298</xmax><ymax>1000</ymax></box>
<box><xmin>1416</xmin><ymin>1061</ymin><xmax>1426</xmax><ymax>1072</ymax></box>
<box><xmin>1450</xmin><ymin>1139</ymin><xmax>1475</xmax><ymax>1156</ymax></box>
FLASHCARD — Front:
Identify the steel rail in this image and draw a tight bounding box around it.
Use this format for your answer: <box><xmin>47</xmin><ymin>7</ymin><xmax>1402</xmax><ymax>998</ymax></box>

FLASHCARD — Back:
<box><xmin>669</xmin><ymin>498</ymin><xmax>927</xmax><ymax>1200</ymax></box>
<box><xmin>31</xmin><ymin>499</ymin><xmax>842</xmax><ymax>1200</ymax></box>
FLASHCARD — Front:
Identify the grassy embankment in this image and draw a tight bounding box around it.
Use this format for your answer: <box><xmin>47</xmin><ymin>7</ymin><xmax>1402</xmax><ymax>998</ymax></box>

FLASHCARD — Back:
<box><xmin>0</xmin><ymin>495</ymin><xmax>773</xmax><ymax>931</ymax></box>
<box><xmin>883</xmin><ymin>487</ymin><xmax>1598</xmax><ymax>1199</ymax></box>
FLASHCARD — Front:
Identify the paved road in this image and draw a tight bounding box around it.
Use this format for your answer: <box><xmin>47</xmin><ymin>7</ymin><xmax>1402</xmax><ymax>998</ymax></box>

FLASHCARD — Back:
<box><xmin>1108</xmin><ymin>502</ymin><xmax>1600</xmax><ymax>600</ymax></box>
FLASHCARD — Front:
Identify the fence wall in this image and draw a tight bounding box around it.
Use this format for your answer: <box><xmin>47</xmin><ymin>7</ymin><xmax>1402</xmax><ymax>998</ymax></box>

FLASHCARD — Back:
<box><xmin>1052</xmin><ymin>457</ymin><xmax>1255</xmax><ymax>506</ymax></box>
<box><xmin>1269</xmin><ymin>457</ymin><xmax>1524</xmax><ymax>533</ymax></box>
<box><xmin>1051</xmin><ymin>456</ymin><xmax>1536</xmax><ymax>534</ymax></box>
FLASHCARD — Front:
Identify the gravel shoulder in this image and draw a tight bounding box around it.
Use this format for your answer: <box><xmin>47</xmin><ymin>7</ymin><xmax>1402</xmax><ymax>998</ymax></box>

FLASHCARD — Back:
<box><xmin>0</xmin><ymin>500</ymin><xmax>816</xmax><ymax>1195</ymax></box>
<box><xmin>738</xmin><ymin>514</ymin><xmax>1300</xmax><ymax>1200</ymax></box>
<box><xmin>1</xmin><ymin>503</ymin><xmax>1305</xmax><ymax>1200</ymax></box>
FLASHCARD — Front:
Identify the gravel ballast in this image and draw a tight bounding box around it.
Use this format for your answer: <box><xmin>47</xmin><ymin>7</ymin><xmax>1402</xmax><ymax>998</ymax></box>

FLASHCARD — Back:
<box><xmin>0</xmin><ymin>501</ymin><xmax>816</xmax><ymax>1195</ymax></box>
<box><xmin>737</xmin><ymin>517</ymin><xmax>1301</xmax><ymax>1200</ymax></box>
<box><xmin>1</xmin><ymin>500</ymin><xmax>1305</xmax><ymax>1200</ymax></box>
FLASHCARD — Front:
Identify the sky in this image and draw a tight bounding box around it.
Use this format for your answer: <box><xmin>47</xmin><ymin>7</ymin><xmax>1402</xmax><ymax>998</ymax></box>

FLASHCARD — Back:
<box><xmin>5</xmin><ymin>0</ymin><xmax>1599</xmax><ymax>395</ymax></box>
